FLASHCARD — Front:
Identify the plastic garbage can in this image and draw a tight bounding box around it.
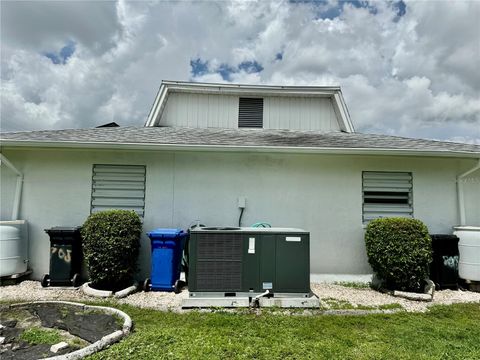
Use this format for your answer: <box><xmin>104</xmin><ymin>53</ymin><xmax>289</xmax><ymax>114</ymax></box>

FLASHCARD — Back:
<box><xmin>430</xmin><ymin>234</ymin><xmax>459</xmax><ymax>289</ymax></box>
<box><xmin>42</xmin><ymin>226</ymin><xmax>83</xmax><ymax>287</ymax></box>
<box><xmin>144</xmin><ymin>228</ymin><xmax>188</xmax><ymax>292</ymax></box>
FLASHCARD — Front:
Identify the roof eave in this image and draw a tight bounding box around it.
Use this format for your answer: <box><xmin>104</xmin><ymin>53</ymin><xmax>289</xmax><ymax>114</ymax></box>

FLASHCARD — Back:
<box><xmin>1</xmin><ymin>140</ymin><xmax>479</xmax><ymax>159</ymax></box>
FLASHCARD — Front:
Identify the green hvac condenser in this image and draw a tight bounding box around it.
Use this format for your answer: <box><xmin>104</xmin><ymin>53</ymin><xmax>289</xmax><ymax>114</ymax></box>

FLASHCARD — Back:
<box><xmin>187</xmin><ymin>227</ymin><xmax>311</xmax><ymax>299</ymax></box>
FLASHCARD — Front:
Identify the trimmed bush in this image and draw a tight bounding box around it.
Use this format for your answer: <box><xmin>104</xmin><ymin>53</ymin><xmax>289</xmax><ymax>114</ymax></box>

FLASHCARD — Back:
<box><xmin>365</xmin><ymin>217</ymin><xmax>432</xmax><ymax>292</ymax></box>
<box><xmin>81</xmin><ymin>210</ymin><xmax>142</xmax><ymax>291</ymax></box>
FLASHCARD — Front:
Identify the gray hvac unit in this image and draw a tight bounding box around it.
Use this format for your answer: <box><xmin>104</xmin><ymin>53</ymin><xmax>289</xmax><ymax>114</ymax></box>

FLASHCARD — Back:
<box><xmin>184</xmin><ymin>227</ymin><xmax>319</xmax><ymax>308</ymax></box>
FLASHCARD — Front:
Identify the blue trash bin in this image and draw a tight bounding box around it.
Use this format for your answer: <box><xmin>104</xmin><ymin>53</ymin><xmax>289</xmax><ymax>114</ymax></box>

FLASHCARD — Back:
<box><xmin>145</xmin><ymin>228</ymin><xmax>187</xmax><ymax>292</ymax></box>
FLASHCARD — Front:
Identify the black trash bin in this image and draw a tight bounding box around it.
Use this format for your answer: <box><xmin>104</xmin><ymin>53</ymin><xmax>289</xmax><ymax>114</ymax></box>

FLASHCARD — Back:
<box><xmin>430</xmin><ymin>234</ymin><xmax>459</xmax><ymax>290</ymax></box>
<box><xmin>42</xmin><ymin>226</ymin><xmax>83</xmax><ymax>287</ymax></box>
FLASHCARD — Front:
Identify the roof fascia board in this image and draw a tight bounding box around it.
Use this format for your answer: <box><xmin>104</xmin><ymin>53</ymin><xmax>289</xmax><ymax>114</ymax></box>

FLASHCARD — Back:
<box><xmin>145</xmin><ymin>83</ymin><xmax>168</xmax><ymax>127</ymax></box>
<box><xmin>169</xmin><ymin>86</ymin><xmax>335</xmax><ymax>97</ymax></box>
<box><xmin>2</xmin><ymin>140</ymin><xmax>478</xmax><ymax>159</ymax></box>
<box><xmin>332</xmin><ymin>92</ymin><xmax>355</xmax><ymax>133</ymax></box>
<box><xmin>161</xmin><ymin>80</ymin><xmax>341</xmax><ymax>92</ymax></box>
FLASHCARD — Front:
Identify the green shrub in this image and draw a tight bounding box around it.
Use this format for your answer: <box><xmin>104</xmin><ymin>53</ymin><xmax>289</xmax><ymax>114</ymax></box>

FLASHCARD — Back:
<box><xmin>81</xmin><ymin>210</ymin><xmax>142</xmax><ymax>291</ymax></box>
<box><xmin>365</xmin><ymin>217</ymin><xmax>432</xmax><ymax>292</ymax></box>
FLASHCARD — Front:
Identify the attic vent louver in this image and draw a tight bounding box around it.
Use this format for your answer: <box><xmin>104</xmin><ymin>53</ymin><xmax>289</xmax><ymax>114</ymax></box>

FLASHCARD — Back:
<box><xmin>238</xmin><ymin>97</ymin><xmax>263</xmax><ymax>128</ymax></box>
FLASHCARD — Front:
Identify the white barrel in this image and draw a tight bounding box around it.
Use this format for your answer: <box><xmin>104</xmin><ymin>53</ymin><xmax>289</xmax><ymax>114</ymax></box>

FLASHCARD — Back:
<box><xmin>454</xmin><ymin>226</ymin><xmax>480</xmax><ymax>281</ymax></box>
<box><xmin>0</xmin><ymin>220</ymin><xmax>28</xmax><ymax>277</ymax></box>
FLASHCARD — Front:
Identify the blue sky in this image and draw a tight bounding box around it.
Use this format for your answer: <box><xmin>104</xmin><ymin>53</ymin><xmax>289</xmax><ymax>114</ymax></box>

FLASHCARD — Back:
<box><xmin>44</xmin><ymin>40</ymin><xmax>76</xmax><ymax>65</ymax></box>
<box><xmin>191</xmin><ymin>58</ymin><xmax>264</xmax><ymax>81</ymax></box>
<box><xmin>1</xmin><ymin>0</ymin><xmax>479</xmax><ymax>144</ymax></box>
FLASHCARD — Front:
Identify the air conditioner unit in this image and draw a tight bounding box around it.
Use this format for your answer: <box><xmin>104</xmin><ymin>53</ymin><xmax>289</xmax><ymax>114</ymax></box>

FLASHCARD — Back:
<box><xmin>184</xmin><ymin>227</ymin><xmax>318</xmax><ymax>308</ymax></box>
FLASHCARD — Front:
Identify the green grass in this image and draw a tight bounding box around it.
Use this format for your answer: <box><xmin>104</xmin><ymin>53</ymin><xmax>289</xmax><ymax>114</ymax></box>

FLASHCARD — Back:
<box><xmin>20</xmin><ymin>327</ymin><xmax>63</xmax><ymax>345</ymax></box>
<box><xmin>87</xmin><ymin>303</ymin><xmax>480</xmax><ymax>360</ymax></box>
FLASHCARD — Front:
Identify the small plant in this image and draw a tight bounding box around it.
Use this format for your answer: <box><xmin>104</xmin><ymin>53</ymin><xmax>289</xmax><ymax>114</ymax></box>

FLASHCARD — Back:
<box><xmin>333</xmin><ymin>281</ymin><xmax>371</xmax><ymax>289</ymax></box>
<box><xmin>20</xmin><ymin>327</ymin><xmax>63</xmax><ymax>345</ymax></box>
<box><xmin>365</xmin><ymin>217</ymin><xmax>432</xmax><ymax>292</ymax></box>
<box><xmin>81</xmin><ymin>210</ymin><xmax>142</xmax><ymax>291</ymax></box>
<box><xmin>322</xmin><ymin>298</ymin><xmax>356</xmax><ymax>310</ymax></box>
<box><xmin>378</xmin><ymin>303</ymin><xmax>403</xmax><ymax>310</ymax></box>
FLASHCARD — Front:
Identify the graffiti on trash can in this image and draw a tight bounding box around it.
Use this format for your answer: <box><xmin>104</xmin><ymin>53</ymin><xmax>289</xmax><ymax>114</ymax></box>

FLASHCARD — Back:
<box><xmin>443</xmin><ymin>255</ymin><xmax>458</xmax><ymax>270</ymax></box>
<box><xmin>51</xmin><ymin>247</ymin><xmax>72</xmax><ymax>263</ymax></box>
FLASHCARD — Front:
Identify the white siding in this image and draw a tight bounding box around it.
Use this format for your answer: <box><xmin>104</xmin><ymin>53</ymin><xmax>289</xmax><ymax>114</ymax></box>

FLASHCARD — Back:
<box><xmin>263</xmin><ymin>97</ymin><xmax>339</xmax><ymax>131</ymax></box>
<box><xmin>160</xmin><ymin>92</ymin><xmax>340</xmax><ymax>131</ymax></box>
<box><xmin>162</xmin><ymin>92</ymin><xmax>238</xmax><ymax>128</ymax></box>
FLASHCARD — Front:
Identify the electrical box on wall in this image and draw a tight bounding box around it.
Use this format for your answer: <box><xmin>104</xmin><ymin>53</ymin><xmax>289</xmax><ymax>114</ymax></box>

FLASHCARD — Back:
<box><xmin>237</xmin><ymin>196</ymin><xmax>246</xmax><ymax>208</ymax></box>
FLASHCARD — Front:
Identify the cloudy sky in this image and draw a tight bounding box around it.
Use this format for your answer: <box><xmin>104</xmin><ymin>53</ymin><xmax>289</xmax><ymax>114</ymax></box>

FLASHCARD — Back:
<box><xmin>1</xmin><ymin>0</ymin><xmax>479</xmax><ymax>143</ymax></box>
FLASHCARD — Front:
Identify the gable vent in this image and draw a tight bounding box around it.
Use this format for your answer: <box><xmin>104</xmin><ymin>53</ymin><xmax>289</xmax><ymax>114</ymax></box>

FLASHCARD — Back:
<box><xmin>238</xmin><ymin>97</ymin><xmax>263</xmax><ymax>128</ymax></box>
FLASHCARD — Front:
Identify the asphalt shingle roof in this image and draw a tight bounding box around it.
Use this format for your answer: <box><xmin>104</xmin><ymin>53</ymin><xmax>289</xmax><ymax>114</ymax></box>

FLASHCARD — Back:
<box><xmin>1</xmin><ymin>126</ymin><xmax>479</xmax><ymax>155</ymax></box>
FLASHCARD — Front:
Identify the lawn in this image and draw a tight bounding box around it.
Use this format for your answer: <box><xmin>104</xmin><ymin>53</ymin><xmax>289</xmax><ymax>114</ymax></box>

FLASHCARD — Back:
<box><xmin>87</xmin><ymin>303</ymin><xmax>480</xmax><ymax>360</ymax></box>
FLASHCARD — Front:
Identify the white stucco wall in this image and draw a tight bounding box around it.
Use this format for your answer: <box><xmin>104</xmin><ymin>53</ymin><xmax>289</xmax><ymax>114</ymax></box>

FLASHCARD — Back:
<box><xmin>1</xmin><ymin>148</ymin><xmax>478</xmax><ymax>280</ymax></box>
<box><xmin>463</xmin><ymin>168</ymin><xmax>480</xmax><ymax>225</ymax></box>
<box><xmin>0</xmin><ymin>164</ymin><xmax>17</xmax><ymax>220</ymax></box>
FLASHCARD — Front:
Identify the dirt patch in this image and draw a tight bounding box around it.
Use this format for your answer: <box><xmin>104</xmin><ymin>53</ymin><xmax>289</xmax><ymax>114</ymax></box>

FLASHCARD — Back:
<box><xmin>0</xmin><ymin>303</ymin><xmax>122</xmax><ymax>359</ymax></box>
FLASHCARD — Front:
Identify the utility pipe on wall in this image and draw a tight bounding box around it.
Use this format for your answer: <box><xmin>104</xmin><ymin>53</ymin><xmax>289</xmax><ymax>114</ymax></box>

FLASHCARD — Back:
<box><xmin>0</xmin><ymin>153</ymin><xmax>24</xmax><ymax>221</ymax></box>
<box><xmin>457</xmin><ymin>158</ymin><xmax>480</xmax><ymax>226</ymax></box>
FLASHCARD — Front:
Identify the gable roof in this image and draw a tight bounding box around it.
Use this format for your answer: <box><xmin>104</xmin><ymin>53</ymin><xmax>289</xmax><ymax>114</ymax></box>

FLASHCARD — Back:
<box><xmin>1</xmin><ymin>126</ymin><xmax>479</xmax><ymax>158</ymax></box>
<box><xmin>145</xmin><ymin>80</ymin><xmax>355</xmax><ymax>133</ymax></box>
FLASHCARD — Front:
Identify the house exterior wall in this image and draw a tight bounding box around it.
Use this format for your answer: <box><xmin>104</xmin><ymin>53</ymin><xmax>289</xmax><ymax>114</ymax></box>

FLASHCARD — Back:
<box><xmin>1</xmin><ymin>148</ymin><xmax>478</xmax><ymax>281</ymax></box>
<box><xmin>464</xmin><ymin>168</ymin><xmax>480</xmax><ymax>225</ymax></box>
<box><xmin>161</xmin><ymin>92</ymin><xmax>339</xmax><ymax>131</ymax></box>
<box><xmin>0</xmin><ymin>165</ymin><xmax>17</xmax><ymax>220</ymax></box>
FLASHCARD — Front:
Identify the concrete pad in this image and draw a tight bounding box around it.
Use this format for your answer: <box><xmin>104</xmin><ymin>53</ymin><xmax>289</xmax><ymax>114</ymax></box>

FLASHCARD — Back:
<box><xmin>182</xmin><ymin>297</ymin><xmax>250</xmax><ymax>308</ymax></box>
<box><xmin>259</xmin><ymin>296</ymin><xmax>320</xmax><ymax>308</ymax></box>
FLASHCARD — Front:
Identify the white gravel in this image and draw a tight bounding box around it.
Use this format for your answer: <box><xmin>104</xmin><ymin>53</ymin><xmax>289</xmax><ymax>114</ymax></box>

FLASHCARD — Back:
<box><xmin>311</xmin><ymin>282</ymin><xmax>480</xmax><ymax>312</ymax></box>
<box><xmin>1</xmin><ymin>281</ymin><xmax>479</xmax><ymax>313</ymax></box>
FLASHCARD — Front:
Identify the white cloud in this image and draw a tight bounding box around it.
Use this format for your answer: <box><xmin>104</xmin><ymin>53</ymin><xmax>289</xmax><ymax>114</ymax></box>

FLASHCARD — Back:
<box><xmin>1</xmin><ymin>0</ymin><xmax>479</xmax><ymax>143</ymax></box>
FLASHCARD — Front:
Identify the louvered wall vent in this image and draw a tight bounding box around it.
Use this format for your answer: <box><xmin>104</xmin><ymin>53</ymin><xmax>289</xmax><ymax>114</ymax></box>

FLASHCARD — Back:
<box><xmin>91</xmin><ymin>164</ymin><xmax>146</xmax><ymax>218</ymax></box>
<box><xmin>238</xmin><ymin>97</ymin><xmax>264</xmax><ymax>128</ymax></box>
<box><xmin>362</xmin><ymin>171</ymin><xmax>413</xmax><ymax>222</ymax></box>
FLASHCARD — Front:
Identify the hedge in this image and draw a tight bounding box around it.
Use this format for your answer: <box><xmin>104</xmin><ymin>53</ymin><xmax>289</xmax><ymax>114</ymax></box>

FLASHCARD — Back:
<box><xmin>81</xmin><ymin>210</ymin><xmax>142</xmax><ymax>291</ymax></box>
<box><xmin>365</xmin><ymin>217</ymin><xmax>432</xmax><ymax>292</ymax></box>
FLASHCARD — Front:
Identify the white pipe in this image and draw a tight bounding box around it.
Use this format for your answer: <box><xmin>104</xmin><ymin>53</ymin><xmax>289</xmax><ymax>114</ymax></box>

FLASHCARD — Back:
<box><xmin>457</xmin><ymin>159</ymin><xmax>480</xmax><ymax>226</ymax></box>
<box><xmin>254</xmin><ymin>289</ymin><xmax>270</xmax><ymax>300</ymax></box>
<box><xmin>0</xmin><ymin>153</ymin><xmax>24</xmax><ymax>220</ymax></box>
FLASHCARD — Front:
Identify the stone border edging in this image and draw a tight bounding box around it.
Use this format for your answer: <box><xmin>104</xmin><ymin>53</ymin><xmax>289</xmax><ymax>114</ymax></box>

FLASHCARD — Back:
<box><xmin>9</xmin><ymin>301</ymin><xmax>133</xmax><ymax>360</ymax></box>
<box><xmin>392</xmin><ymin>279</ymin><xmax>435</xmax><ymax>302</ymax></box>
<box><xmin>81</xmin><ymin>282</ymin><xmax>138</xmax><ymax>299</ymax></box>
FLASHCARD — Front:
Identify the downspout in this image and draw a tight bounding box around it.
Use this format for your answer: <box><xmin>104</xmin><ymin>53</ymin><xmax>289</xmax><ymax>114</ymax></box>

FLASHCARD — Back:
<box><xmin>457</xmin><ymin>159</ymin><xmax>480</xmax><ymax>226</ymax></box>
<box><xmin>0</xmin><ymin>153</ymin><xmax>24</xmax><ymax>221</ymax></box>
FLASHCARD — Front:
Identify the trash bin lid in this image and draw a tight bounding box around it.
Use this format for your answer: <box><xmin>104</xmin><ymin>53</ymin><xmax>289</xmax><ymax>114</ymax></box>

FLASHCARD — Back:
<box><xmin>430</xmin><ymin>234</ymin><xmax>459</xmax><ymax>242</ymax></box>
<box><xmin>147</xmin><ymin>228</ymin><xmax>186</xmax><ymax>239</ymax></box>
<box><xmin>44</xmin><ymin>226</ymin><xmax>82</xmax><ymax>234</ymax></box>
